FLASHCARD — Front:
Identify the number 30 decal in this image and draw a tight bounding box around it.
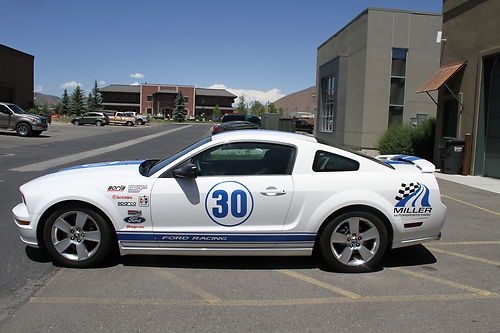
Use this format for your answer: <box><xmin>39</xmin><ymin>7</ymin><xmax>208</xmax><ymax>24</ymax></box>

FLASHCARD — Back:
<box><xmin>205</xmin><ymin>181</ymin><xmax>254</xmax><ymax>226</ymax></box>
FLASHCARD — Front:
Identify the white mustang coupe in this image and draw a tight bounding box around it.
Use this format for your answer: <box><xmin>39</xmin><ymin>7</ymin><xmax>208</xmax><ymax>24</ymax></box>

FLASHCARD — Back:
<box><xmin>12</xmin><ymin>130</ymin><xmax>446</xmax><ymax>272</ymax></box>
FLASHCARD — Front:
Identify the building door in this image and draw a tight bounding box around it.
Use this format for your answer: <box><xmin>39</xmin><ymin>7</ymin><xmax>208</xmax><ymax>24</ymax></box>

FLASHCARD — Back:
<box><xmin>484</xmin><ymin>56</ymin><xmax>500</xmax><ymax>178</ymax></box>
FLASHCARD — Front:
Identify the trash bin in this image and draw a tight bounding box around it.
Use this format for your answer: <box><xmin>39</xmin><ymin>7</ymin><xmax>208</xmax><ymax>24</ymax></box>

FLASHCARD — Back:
<box><xmin>439</xmin><ymin>137</ymin><xmax>465</xmax><ymax>174</ymax></box>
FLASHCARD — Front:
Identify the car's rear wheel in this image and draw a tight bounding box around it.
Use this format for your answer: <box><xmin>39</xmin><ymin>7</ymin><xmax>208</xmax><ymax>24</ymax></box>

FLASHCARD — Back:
<box><xmin>42</xmin><ymin>206</ymin><xmax>114</xmax><ymax>268</ymax></box>
<box><xmin>16</xmin><ymin>123</ymin><xmax>32</xmax><ymax>137</ymax></box>
<box><xmin>319</xmin><ymin>211</ymin><xmax>388</xmax><ymax>273</ymax></box>
<box><xmin>73</xmin><ymin>120</ymin><xmax>80</xmax><ymax>126</ymax></box>
<box><xmin>125</xmin><ymin>121</ymin><xmax>134</xmax><ymax>126</ymax></box>
<box><xmin>96</xmin><ymin>120</ymin><xmax>104</xmax><ymax>126</ymax></box>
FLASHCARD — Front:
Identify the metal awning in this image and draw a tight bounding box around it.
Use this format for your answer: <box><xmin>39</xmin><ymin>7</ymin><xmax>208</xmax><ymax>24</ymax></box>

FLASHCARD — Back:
<box><xmin>416</xmin><ymin>61</ymin><xmax>466</xmax><ymax>93</ymax></box>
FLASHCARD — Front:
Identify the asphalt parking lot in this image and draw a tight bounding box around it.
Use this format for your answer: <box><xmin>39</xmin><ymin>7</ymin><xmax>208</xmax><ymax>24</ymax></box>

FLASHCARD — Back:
<box><xmin>0</xmin><ymin>123</ymin><xmax>499</xmax><ymax>332</ymax></box>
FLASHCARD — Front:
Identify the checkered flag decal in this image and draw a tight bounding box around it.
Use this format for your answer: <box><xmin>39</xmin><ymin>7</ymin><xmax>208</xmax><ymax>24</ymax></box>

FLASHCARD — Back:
<box><xmin>395</xmin><ymin>182</ymin><xmax>420</xmax><ymax>201</ymax></box>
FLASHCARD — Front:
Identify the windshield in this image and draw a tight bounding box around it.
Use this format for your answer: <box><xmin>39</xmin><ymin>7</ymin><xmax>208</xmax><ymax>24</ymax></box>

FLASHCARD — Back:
<box><xmin>148</xmin><ymin>136</ymin><xmax>212</xmax><ymax>176</ymax></box>
<box><xmin>9</xmin><ymin>104</ymin><xmax>26</xmax><ymax>114</ymax></box>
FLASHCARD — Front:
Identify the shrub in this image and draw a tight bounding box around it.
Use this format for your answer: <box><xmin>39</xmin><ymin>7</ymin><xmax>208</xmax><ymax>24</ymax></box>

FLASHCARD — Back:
<box><xmin>376</xmin><ymin>119</ymin><xmax>435</xmax><ymax>161</ymax></box>
<box><xmin>377</xmin><ymin>125</ymin><xmax>415</xmax><ymax>156</ymax></box>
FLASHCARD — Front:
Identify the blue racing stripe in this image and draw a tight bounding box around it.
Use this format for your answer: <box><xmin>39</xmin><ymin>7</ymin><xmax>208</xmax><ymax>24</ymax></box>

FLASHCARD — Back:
<box><xmin>59</xmin><ymin>160</ymin><xmax>144</xmax><ymax>172</ymax></box>
<box><xmin>117</xmin><ymin>232</ymin><xmax>316</xmax><ymax>243</ymax></box>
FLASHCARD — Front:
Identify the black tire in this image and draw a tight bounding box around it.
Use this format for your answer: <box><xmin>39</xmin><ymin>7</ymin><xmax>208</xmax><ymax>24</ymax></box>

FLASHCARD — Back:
<box><xmin>137</xmin><ymin>119</ymin><xmax>144</xmax><ymax>125</ymax></box>
<box><xmin>96</xmin><ymin>120</ymin><xmax>104</xmax><ymax>126</ymax></box>
<box><xmin>126</xmin><ymin>121</ymin><xmax>134</xmax><ymax>127</ymax></box>
<box><xmin>73</xmin><ymin>120</ymin><xmax>80</xmax><ymax>126</ymax></box>
<box><xmin>42</xmin><ymin>205</ymin><xmax>114</xmax><ymax>268</ymax></box>
<box><xmin>16</xmin><ymin>122</ymin><xmax>32</xmax><ymax>137</ymax></box>
<box><xmin>31</xmin><ymin>130</ymin><xmax>43</xmax><ymax>136</ymax></box>
<box><xmin>319</xmin><ymin>211</ymin><xmax>388</xmax><ymax>273</ymax></box>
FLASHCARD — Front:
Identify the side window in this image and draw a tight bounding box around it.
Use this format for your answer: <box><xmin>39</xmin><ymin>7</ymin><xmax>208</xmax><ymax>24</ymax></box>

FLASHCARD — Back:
<box><xmin>0</xmin><ymin>105</ymin><xmax>11</xmax><ymax>114</ymax></box>
<box><xmin>312</xmin><ymin>150</ymin><xmax>359</xmax><ymax>172</ymax></box>
<box><xmin>190</xmin><ymin>142</ymin><xmax>296</xmax><ymax>176</ymax></box>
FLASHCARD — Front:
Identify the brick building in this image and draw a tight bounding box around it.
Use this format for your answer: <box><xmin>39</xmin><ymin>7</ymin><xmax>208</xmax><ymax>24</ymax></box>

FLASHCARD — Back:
<box><xmin>100</xmin><ymin>84</ymin><xmax>236</xmax><ymax>118</ymax></box>
<box><xmin>0</xmin><ymin>44</ymin><xmax>34</xmax><ymax>109</ymax></box>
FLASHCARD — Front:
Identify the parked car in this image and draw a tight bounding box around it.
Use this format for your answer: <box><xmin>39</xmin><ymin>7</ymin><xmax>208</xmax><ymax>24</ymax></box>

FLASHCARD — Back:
<box><xmin>0</xmin><ymin>102</ymin><xmax>48</xmax><ymax>137</ymax></box>
<box><xmin>124</xmin><ymin>112</ymin><xmax>149</xmax><ymax>125</ymax></box>
<box><xmin>293</xmin><ymin>119</ymin><xmax>314</xmax><ymax>134</ymax></box>
<box><xmin>12</xmin><ymin>130</ymin><xmax>446</xmax><ymax>271</ymax></box>
<box><xmin>222</xmin><ymin>114</ymin><xmax>261</xmax><ymax>127</ymax></box>
<box><xmin>103</xmin><ymin>111</ymin><xmax>136</xmax><ymax>126</ymax></box>
<box><xmin>71</xmin><ymin>112</ymin><xmax>109</xmax><ymax>126</ymax></box>
<box><xmin>212</xmin><ymin>120</ymin><xmax>259</xmax><ymax>134</ymax></box>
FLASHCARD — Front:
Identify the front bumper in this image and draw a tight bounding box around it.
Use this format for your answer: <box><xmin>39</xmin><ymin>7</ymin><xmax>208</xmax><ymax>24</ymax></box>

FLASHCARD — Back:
<box><xmin>32</xmin><ymin>123</ymin><xmax>48</xmax><ymax>131</ymax></box>
<box><xmin>12</xmin><ymin>203</ymin><xmax>39</xmax><ymax>248</ymax></box>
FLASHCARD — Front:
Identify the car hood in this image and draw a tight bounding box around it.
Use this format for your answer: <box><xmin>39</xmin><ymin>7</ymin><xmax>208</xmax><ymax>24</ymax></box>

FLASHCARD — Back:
<box><xmin>23</xmin><ymin>114</ymin><xmax>45</xmax><ymax>121</ymax></box>
<box><xmin>20</xmin><ymin>160</ymin><xmax>145</xmax><ymax>191</ymax></box>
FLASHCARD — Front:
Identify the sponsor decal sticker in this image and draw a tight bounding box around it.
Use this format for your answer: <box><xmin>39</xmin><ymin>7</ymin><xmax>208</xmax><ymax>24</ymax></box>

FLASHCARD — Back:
<box><xmin>393</xmin><ymin>182</ymin><xmax>432</xmax><ymax>218</ymax></box>
<box><xmin>118</xmin><ymin>202</ymin><xmax>137</xmax><ymax>207</ymax></box>
<box><xmin>138</xmin><ymin>195</ymin><xmax>149</xmax><ymax>207</ymax></box>
<box><xmin>107</xmin><ymin>185</ymin><xmax>125</xmax><ymax>192</ymax></box>
<box><xmin>112</xmin><ymin>195</ymin><xmax>132</xmax><ymax>200</ymax></box>
<box><xmin>128</xmin><ymin>185</ymin><xmax>148</xmax><ymax>193</ymax></box>
<box><xmin>161</xmin><ymin>235</ymin><xmax>228</xmax><ymax>241</ymax></box>
<box><xmin>125</xmin><ymin>225</ymin><xmax>145</xmax><ymax>229</ymax></box>
<box><xmin>124</xmin><ymin>216</ymin><xmax>146</xmax><ymax>224</ymax></box>
<box><xmin>205</xmin><ymin>181</ymin><xmax>254</xmax><ymax>227</ymax></box>
<box><xmin>127</xmin><ymin>210</ymin><xmax>142</xmax><ymax>215</ymax></box>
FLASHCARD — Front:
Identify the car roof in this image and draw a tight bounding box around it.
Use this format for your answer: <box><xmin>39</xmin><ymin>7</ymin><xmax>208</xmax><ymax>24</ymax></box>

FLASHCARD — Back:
<box><xmin>211</xmin><ymin>129</ymin><xmax>317</xmax><ymax>143</ymax></box>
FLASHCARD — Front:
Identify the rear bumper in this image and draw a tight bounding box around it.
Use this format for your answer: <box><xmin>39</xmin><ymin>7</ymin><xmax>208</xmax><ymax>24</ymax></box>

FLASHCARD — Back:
<box><xmin>12</xmin><ymin>203</ymin><xmax>39</xmax><ymax>248</ymax></box>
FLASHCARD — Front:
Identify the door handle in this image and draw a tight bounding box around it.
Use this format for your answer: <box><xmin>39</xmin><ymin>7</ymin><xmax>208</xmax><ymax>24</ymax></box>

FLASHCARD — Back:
<box><xmin>260</xmin><ymin>186</ymin><xmax>286</xmax><ymax>196</ymax></box>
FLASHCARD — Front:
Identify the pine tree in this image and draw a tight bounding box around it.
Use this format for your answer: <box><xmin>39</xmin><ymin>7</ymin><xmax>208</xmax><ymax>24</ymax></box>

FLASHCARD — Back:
<box><xmin>87</xmin><ymin>92</ymin><xmax>94</xmax><ymax>111</ymax></box>
<box><xmin>61</xmin><ymin>89</ymin><xmax>70</xmax><ymax>115</ymax></box>
<box><xmin>267</xmin><ymin>102</ymin><xmax>278</xmax><ymax>114</ymax></box>
<box><xmin>236</xmin><ymin>95</ymin><xmax>246</xmax><ymax>114</ymax></box>
<box><xmin>92</xmin><ymin>79</ymin><xmax>102</xmax><ymax>110</ymax></box>
<box><xmin>172</xmin><ymin>91</ymin><xmax>186</xmax><ymax>122</ymax></box>
<box><xmin>70</xmin><ymin>85</ymin><xmax>85</xmax><ymax>115</ymax></box>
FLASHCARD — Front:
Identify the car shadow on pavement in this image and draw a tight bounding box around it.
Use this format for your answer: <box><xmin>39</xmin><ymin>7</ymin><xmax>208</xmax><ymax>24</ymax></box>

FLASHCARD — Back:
<box><xmin>26</xmin><ymin>244</ymin><xmax>437</xmax><ymax>273</ymax></box>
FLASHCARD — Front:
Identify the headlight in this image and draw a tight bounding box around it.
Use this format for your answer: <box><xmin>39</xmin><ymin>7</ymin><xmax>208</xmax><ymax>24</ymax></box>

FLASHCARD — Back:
<box><xmin>35</xmin><ymin>118</ymin><xmax>42</xmax><ymax>123</ymax></box>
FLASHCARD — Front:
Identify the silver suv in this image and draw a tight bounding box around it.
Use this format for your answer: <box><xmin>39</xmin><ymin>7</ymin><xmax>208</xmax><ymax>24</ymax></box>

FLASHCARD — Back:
<box><xmin>0</xmin><ymin>103</ymin><xmax>48</xmax><ymax>137</ymax></box>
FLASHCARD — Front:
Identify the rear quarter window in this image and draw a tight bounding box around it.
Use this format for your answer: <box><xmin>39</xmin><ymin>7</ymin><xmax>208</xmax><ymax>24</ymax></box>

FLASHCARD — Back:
<box><xmin>313</xmin><ymin>150</ymin><xmax>359</xmax><ymax>172</ymax></box>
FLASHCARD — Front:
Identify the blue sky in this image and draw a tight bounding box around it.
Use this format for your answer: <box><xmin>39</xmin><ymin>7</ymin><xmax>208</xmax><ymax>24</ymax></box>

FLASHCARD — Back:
<box><xmin>1</xmin><ymin>0</ymin><xmax>441</xmax><ymax>102</ymax></box>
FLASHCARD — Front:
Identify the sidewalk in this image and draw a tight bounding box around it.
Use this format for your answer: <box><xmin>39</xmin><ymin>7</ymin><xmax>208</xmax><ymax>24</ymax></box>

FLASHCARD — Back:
<box><xmin>435</xmin><ymin>172</ymin><xmax>500</xmax><ymax>195</ymax></box>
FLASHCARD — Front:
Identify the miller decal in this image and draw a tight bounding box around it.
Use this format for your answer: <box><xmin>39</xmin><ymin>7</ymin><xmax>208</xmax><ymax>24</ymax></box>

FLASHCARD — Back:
<box><xmin>393</xmin><ymin>182</ymin><xmax>432</xmax><ymax>218</ymax></box>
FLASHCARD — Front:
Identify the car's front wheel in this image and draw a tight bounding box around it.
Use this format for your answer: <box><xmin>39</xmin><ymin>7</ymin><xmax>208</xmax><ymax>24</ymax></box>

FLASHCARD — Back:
<box><xmin>73</xmin><ymin>120</ymin><xmax>80</xmax><ymax>126</ymax></box>
<box><xmin>42</xmin><ymin>205</ymin><xmax>114</xmax><ymax>268</ymax></box>
<box><xmin>137</xmin><ymin>119</ymin><xmax>144</xmax><ymax>125</ymax></box>
<box><xmin>319</xmin><ymin>211</ymin><xmax>388</xmax><ymax>273</ymax></box>
<box><xmin>96</xmin><ymin>120</ymin><xmax>104</xmax><ymax>126</ymax></box>
<box><xmin>16</xmin><ymin>123</ymin><xmax>32</xmax><ymax>137</ymax></box>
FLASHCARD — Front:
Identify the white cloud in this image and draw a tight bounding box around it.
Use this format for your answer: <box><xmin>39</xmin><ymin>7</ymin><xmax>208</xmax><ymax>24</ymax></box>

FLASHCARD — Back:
<box><xmin>130</xmin><ymin>73</ymin><xmax>145</xmax><ymax>79</ymax></box>
<box><xmin>208</xmin><ymin>84</ymin><xmax>284</xmax><ymax>105</ymax></box>
<box><xmin>34</xmin><ymin>85</ymin><xmax>44</xmax><ymax>93</ymax></box>
<box><xmin>60</xmin><ymin>81</ymin><xmax>82</xmax><ymax>89</ymax></box>
<box><xmin>130</xmin><ymin>82</ymin><xmax>140</xmax><ymax>86</ymax></box>
<box><xmin>97</xmin><ymin>80</ymin><xmax>106</xmax><ymax>86</ymax></box>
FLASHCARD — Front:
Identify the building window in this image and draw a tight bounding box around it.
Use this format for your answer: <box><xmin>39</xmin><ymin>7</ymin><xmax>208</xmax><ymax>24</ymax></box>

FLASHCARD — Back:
<box><xmin>147</xmin><ymin>95</ymin><xmax>153</xmax><ymax>101</ymax></box>
<box><xmin>146</xmin><ymin>108</ymin><xmax>152</xmax><ymax>114</ymax></box>
<box><xmin>320</xmin><ymin>75</ymin><xmax>335</xmax><ymax>132</ymax></box>
<box><xmin>389</xmin><ymin>48</ymin><xmax>407</xmax><ymax>126</ymax></box>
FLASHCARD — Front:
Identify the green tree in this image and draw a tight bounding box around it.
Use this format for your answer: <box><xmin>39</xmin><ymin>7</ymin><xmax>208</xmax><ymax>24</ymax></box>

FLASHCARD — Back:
<box><xmin>172</xmin><ymin>91</ymin><xmax>186</xmax><ymax>122</ymax></box>
<box><xmin>236</xmin><ymin>95</ymin><xmax>246</xmax><ymax>114</ymax></box>
<box><xmin>70</xmin><ymin>85</ymin><xmax>85</xmax><ymax>115</ymax></box>
<box><xmin>267</xmin><ymin>102</ymin><xmax>278</xmax><ymax>114</ymax></box>
<box><xmin>250</xmin><ymin>101</ymin><xmax>266</xmax><ymax>116</ymax></box>
<box><xmin>87</xmin><ymin>93</ymin><xmax>94</xmax><ymax>111</ymax></box>
<box><xmin>53</xmin><ymin>103</ymin><xmax>62</xmax><ymax>114</ymax></box>
<box><xmin>212</xmin><ymin>104</ymin><xmax>221</xmax><ymax>120</ymax></box>
<box><xmin>91</xmin><ymin>79</ymin><xmax>103</xmax><ymax>110</ymax></box>
<box><xmin>61</xmin><ymin>89</ymin><xmax>70</xmax><ymax>115</ymax></box>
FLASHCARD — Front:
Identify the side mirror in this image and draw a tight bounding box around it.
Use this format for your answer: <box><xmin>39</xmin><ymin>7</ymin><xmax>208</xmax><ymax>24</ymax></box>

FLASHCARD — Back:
<box><xmin>172</xmin><ymin>162</ymin><xmax>198</xmax><ymax>179</ymax></box>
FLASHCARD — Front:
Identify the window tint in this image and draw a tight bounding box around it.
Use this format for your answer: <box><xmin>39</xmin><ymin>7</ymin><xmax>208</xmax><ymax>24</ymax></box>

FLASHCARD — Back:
<box><xmin>0</xmin><ymin>105</ymin><xmax>10</xmax><ymax>114</ymax></box>
<box><xmin>313</xmin><ymin>151</ymin><xmax>359</xmax><ymax>172</ymax></box>
<box><xmin>191</xmin><ymin>142</ymin><xmax>296</xmax><ymax>176</ymax></box>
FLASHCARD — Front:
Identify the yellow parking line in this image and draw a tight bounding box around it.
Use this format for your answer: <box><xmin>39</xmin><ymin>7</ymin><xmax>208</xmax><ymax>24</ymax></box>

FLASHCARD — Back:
<box><xmin>29</xmin><ymin>293</ymin><xmax>499</xmax><ymax>307</ymax></box>
<box><xmin>152</xmin><ymin>269</ymin><xmax>221</xmax><ymax>304</ymax></box>
<box><xmin>441</xmin><ymin>194</ymin><xmax>500</xmax><ymax>216</ymax></box>
<box><xmin>390</xmin><ymin>267</ymin><xmax>494</xmax><ymax>296</ymax></box>
<box><xmin>431</xmin><ymin>241</ymin><xmax>500</xmax><ymax>246</ymax></box>
<box><xmin>428</xmin><ymin>247</ymin><xmax>500</xmax><ymax>266</ymax></box>
<box><xmin>277</xmin><ymin>270</ymin><xmax>361</xmax><ymax>299</ymax></box>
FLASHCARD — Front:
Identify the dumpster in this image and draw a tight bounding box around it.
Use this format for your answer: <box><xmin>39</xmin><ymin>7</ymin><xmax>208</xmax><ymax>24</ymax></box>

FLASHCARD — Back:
<box><xmin>439</xmin><ymin>137</ymin><xmax>465</xmax><ymax>174</ymax></box>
